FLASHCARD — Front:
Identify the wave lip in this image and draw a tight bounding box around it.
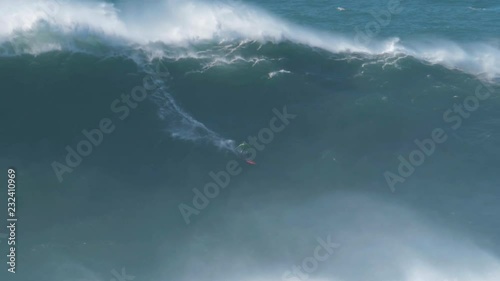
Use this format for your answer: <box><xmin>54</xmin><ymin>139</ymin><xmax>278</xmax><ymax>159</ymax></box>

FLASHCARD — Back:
<box><xmin>1</xmin><ymin>0</ymin><xmax>500</xmax><ymax>81</ymax></box>
<box><xmin>0</xmin><ymin>0</ymin><xmax>369</xmax><ymax>52</ymax></box>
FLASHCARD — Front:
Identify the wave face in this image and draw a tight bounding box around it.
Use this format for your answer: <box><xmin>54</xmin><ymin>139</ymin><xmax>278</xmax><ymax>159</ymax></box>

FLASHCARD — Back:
<box><xmin>1</xmin><ymin>1</ymin><xmax>500</xmax><ymax>281</ymax></box>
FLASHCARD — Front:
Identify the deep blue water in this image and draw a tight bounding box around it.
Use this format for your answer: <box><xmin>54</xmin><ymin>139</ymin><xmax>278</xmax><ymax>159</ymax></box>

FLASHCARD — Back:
<box><xmin>1</xmin><ymin>0</ymin><xmax>500</xmax><ymax>280</ymax></box>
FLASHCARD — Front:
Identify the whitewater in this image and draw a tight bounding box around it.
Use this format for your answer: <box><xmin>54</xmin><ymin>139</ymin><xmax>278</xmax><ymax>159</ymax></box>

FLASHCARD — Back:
<box><xmin>0</xmin><ymin>0</ymin><xmax>499</xmax><ymax>79</ymax></box>
<box><xmin>1</xmin><ymin>1</ymin><xmax>500</xmax><ymax>281</ymax></box>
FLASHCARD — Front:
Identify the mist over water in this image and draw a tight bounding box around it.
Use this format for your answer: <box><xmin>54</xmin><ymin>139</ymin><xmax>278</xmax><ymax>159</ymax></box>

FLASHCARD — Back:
<box><xmin>1</xmin><ymin>0</ymin><xmax>500</xmax><ymax>281</ymax></box>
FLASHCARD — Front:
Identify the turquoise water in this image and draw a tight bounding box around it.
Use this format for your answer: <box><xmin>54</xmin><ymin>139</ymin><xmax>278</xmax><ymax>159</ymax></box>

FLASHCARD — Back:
<box><xmin>254</xmin><ymin>0</ymin><xmax>500</xmax><ymax>40</ymax></box>
<box><xmin>1</xmin><ymin>0</ymin><xmax>500</xmax><ymax>280</ymax></box>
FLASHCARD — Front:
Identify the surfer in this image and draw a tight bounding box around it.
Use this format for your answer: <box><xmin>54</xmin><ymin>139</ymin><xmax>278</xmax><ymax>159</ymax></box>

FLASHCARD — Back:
<box><xmin>235</xmin><ymin>142</ymin><xmax>256</xmax><ymax>165</ymax></box>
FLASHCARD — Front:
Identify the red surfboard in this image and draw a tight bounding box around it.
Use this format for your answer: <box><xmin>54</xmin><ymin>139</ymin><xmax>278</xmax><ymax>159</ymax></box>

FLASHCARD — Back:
<box><xmin>245</xmin><ymin>160</ymin><xmax>256</xmax><ymax>165</ymax></box>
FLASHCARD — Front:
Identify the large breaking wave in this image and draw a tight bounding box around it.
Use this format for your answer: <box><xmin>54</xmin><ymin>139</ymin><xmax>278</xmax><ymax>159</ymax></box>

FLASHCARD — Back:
<box><xmin>1</xmin><ymin>0</ymin><xmax>499</xmax><ymax>79</ymax></box>
<box><xmin>2</xmin><ymin>2</ymin><xmax>500</xmax><ymax>280</ymax></box>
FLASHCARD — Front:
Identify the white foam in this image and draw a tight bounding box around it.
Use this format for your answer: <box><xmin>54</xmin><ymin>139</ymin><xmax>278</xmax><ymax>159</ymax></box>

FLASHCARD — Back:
<box><xmin>1</xmin><ymin>0</ymin><xmax>499</xmax><ymax>151</ymax></box>
<box><xmin>1</xmin><ymin>0</ymin><xmax>500</xmax><ymax>79</ymax></box>
<box><xmin>169</xmin><ymin>192</ymin><xmax>500</xmax><ymax>281</ymax></box>
<box><xmin>268</xmin><ymin>69</ymin><xmax>291</xmax><ymax>79</ymax></box>
<box><xmin>400</xmin><ymin>38</ymin><xmax>500</xmax><ymax>80</ymax></box>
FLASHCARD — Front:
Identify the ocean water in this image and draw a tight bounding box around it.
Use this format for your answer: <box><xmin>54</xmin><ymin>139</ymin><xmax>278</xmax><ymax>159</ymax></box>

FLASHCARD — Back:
<box><xmin>1</xmin><ymin>0</ymin><xmax>500</xmax><ymax>280</ymax></box>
